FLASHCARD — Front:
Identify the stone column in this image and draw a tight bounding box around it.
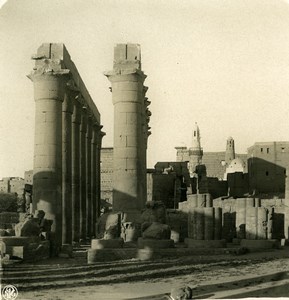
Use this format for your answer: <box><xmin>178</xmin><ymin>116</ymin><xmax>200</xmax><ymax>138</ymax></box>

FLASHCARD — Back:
<box><xmin>91</xmin><ymin>123</ymin><xmax>103</xmax><ymax>237</ymax></box>
<box><xmin>97</xmin><ymin>131</ymin><xmax>106</xmax><ymax>218</ymax></box>
<box><xmin>86</xmin><ymin>115</ymin><xmax>93</xmax><ymax>238</ymax></box>
<box><xmin>80</xmin><ymin>105</ymin><xmax>87</xmax><ymax>241</ymax></box>
<box><xmin>105</xmin><ymin>44</ymin><xmax>147</xmax><ymax>222</ymax></box>
<box><xmin>28</xmin><ymin>66</ymin><xmax>69</xmax><ymax>252</ymax></box>
<box><xmin>62</xmin><ymin>88</ymin><xmax>73</xmax><ymax>245</ymax></box>
<box><xmin>71</xmin><ymin>98</ymin><xmax>82</xmax><ymax>243</ymax></box>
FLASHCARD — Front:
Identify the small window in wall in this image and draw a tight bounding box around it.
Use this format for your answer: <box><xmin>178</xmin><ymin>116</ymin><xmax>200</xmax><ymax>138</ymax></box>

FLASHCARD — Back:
<box><xmin>261</xmin><ymin>148</ymin><xmax>263</xmax><ymax>153</ymax></box>
<box><xmin>282</xmin><ymin>147</ymin><xmax>285</xmax><ymax>153</ymax></box>
<box><xmin>267</xmin><ymin>148</ymin><xmax>269</xmax><ymax>153</ymax></box>
<box><xmin>266</xmin><ymin>171</ymin><xmax>269</xmax><ymax>176</ymax></box>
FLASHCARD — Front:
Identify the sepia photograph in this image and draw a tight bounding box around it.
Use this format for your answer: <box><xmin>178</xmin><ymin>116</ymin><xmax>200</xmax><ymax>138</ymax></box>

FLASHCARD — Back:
<box><xmin>0</xmin><ymin>0</ymin><xmax>289</xmax><ymax>299</ymax></box>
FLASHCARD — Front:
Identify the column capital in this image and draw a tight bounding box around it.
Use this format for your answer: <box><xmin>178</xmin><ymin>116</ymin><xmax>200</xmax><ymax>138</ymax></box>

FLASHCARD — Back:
<box><xmin>104</xmin><ymin>69</ymin><xmax>146</xmax><ymax>83</ymax></box>
<box><xmin>27</xmin><ymin>58</ymin><xmax>70</xmax><ymax>82</ymax></box>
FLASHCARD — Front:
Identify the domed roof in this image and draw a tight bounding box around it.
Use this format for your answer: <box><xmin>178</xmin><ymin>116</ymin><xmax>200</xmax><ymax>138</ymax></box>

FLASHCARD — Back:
<box><xmin>227</xmin><ymin>157</ymin><xmax>245</xmax><ymax>173</ymax></box>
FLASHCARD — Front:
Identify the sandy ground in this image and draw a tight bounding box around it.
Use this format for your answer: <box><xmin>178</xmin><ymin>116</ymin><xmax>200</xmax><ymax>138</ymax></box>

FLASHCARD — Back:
<box><xmin>12</xmin><ymin>249</ymin><xmax>289</xmax><ymax>300</ymax></box>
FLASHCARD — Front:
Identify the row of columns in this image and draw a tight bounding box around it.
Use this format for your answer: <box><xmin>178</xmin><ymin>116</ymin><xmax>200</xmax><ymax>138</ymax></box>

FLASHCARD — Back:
<box><xmin>28</xmin><ymin>53</ymin><xmax>104</xmax><ymax>251</ymax></box>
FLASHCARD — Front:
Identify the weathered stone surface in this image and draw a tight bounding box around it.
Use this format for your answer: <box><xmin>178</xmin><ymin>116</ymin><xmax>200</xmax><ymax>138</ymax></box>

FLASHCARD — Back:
<box><xmin>142</xmin><ymin>222</ymin><xmax>171</xmax><ymax>240</ymax></box>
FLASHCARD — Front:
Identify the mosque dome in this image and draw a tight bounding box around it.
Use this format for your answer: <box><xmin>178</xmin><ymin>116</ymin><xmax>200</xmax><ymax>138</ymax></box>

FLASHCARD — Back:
<box><xmin>226</xmin><ymin>157</ymin><xmax>246</xmax><ymax>174</ymax></box>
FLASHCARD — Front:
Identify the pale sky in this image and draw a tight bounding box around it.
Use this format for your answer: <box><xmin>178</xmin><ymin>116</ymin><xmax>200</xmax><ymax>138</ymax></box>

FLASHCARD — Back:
<box><xmin>1</xmin><ymin>0</ymin><xmax>289</xmax><ymax>178</ymax></box>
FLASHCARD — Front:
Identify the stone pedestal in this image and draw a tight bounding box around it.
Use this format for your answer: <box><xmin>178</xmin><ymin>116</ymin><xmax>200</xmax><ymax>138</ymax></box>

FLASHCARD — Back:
<box><xmin>137</xmin><ymin>237</ymin><xmax>174</xmax><ymax>249</ymax></box>
<box><xmin>184</xmin><ymin>238</ymin><xmax>226</xmax><ymax>248</ymax></box>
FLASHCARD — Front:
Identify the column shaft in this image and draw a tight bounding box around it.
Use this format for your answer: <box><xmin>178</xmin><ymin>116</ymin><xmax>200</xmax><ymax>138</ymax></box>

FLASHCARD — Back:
<box><xmin>86</xmin><ymin>118</ymin><xmax>92</xmax><ymax>238</ymax></box>
<box><xmin>71</xmin><ymin>100</ymin><xmax>82</xmax><ymax>243</ymax></box>
<box><xmin>80</xmin><ymin>107</ymin><xmax>87</xmax><ymax>240</ymax></box>
<box><xmin>62</xmin><ymin>91</ymin><xmax>73</xmax><ymax>244</ymax></box>
<box><xmin>91</xmin><ymin>125</ymin><xmax>98</xmax><ymax>237</ymax></box>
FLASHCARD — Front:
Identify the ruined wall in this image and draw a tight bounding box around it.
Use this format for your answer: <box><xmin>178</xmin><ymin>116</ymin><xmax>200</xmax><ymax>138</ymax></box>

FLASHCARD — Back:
<box><xmin>100</xmin><ymin>147</ymin><xmax>113</xmax><ymax>204</ymax></box>
<box><xmin>213</xmin><ymin>197</ymin><xmax>287</xmax><ymax>241</ymax></box>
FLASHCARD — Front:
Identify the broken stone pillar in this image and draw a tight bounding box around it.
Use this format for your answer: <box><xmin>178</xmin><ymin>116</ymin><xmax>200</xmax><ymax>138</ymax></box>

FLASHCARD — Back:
<box><xmin>86</xmin><ymin>116</ymin><xmax>93</xmax><ymax>238</ymax></box>
<box><xmin>62</xmin><ymin>89</ymin><xmax>73</xmax><ymax>245</ymax></box>
<box><xmin>28</xmin><ymin>45</ymin><xmax>70</xmax><ymax>251</ymax></box>
<box><xmin>257</xmin><ymin>207</ymin><xmax>267</xmax><ymax>240</ymax></box>
<box><xmin>80</xmin><ymin>105</ymin><xmax>87</xmax><ymax>240</ymax></box>
<box><xmin>105</xmin><ymin>44</ymin><xmax>148</xmax><ymax>222</ymax></box>
<box><xmin>236</xmin><ymin>198</ymin><xmax>246</xmax><ymax>239</ymax></box>
<box><xmin>214</xmin><ymin>207</ymin><xmax>222</xmax><ymax>240</ymax></box>
<box><xmin>246</xmin><ymin>207</ymin><xmax>258</xmax><ymax>239</ymax></box>
<box><xmin>71</xmin><ymin>98</ymin><xmax>82</xmax><ymax>243</ymax></box>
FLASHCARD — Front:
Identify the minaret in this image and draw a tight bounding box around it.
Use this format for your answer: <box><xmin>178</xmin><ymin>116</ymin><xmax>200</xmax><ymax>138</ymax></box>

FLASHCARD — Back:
<box><xmin>225</xmin><ymin>136</ymin><xmax>235</xmax><ymax>166</ymax></box>
<box><xmin>188</xmin><ymin>123</ymin><xmax>203</xmax><ymax>177</ymax></box>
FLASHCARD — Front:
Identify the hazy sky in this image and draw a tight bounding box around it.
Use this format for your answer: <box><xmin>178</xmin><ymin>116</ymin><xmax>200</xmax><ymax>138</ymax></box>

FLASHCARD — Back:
<box><xmin>1</xmin><ymin>0</ymin><xmax>289</xmax><ymax>178</ymax></box>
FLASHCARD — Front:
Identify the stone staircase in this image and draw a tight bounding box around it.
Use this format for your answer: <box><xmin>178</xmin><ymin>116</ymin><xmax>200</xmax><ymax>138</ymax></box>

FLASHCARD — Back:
<box><xmin>0</xmin><ymin>248</ymin><xmax>261</xmax><ymax>291</ymax></box>
<box><xmin>0</xmin><ymin>244</ymin><xmax>278</xmax><ymax>291</ymax></box>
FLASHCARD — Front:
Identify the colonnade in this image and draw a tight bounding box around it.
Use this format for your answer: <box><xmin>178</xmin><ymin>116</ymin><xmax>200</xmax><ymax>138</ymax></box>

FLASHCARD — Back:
<box><xmin>28</xmin><ymin>43</ymin><xmax>104</xmax><ymax>250</ymax></box>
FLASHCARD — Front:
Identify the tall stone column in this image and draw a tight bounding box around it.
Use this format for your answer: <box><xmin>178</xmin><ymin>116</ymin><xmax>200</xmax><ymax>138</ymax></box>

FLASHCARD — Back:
<box><xmin>91</xmin><ymin>123</ymin><xmax>103</xmax><ymax>237</ymax></box>
<box><xmin>62</xmin><ymin>89</ymin><xmax>73</xmax><ymax>245</ymax></box>
<box><xmin>28</xmin><ymin>65</ymin><xmax>69</xmax><ymax>252</ymax></box>
<box><xmin>71</xmin><ymin>97</ymin><xmax>82</xmax><ymax>243</ymax></box>
<box><xmin>105</xmin><ymin>44</ymin><xmax>147</xmax><ymax>222</ymax></box>
<box><xmin>80</xmin><ymin>105</ymin><xmax>87</xmax><ymax>240</ymax></box>
<box><xmin>86</xmin><ymin>115</ymin><xmax>93</xmax><ymax>238</ymax></box>
<box><xmin>97</xmin><ymin>131</ymin><xmax>106</xmax><ymax>218</ymax></box>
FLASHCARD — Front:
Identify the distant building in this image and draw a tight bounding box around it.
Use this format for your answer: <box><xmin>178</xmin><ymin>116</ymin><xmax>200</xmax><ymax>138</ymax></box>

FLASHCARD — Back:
<box><xmin>0</xmin><ymin>177</ymin><xmax>25</xmax><ymax>196</ymax></box>
<box><xmin>176</xmin><ymin>136</ymin><xmax>247</xmax><ymax>180</ymax></box>
<box><xmin>247</xmin><ymin>142</ymin><xmax>289</xmax><ymax>194</ymax></box>
<box><xmin>24</xmin><ymin>170</ymin><xmax>33</xmax><ymax>185</ymax></box>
